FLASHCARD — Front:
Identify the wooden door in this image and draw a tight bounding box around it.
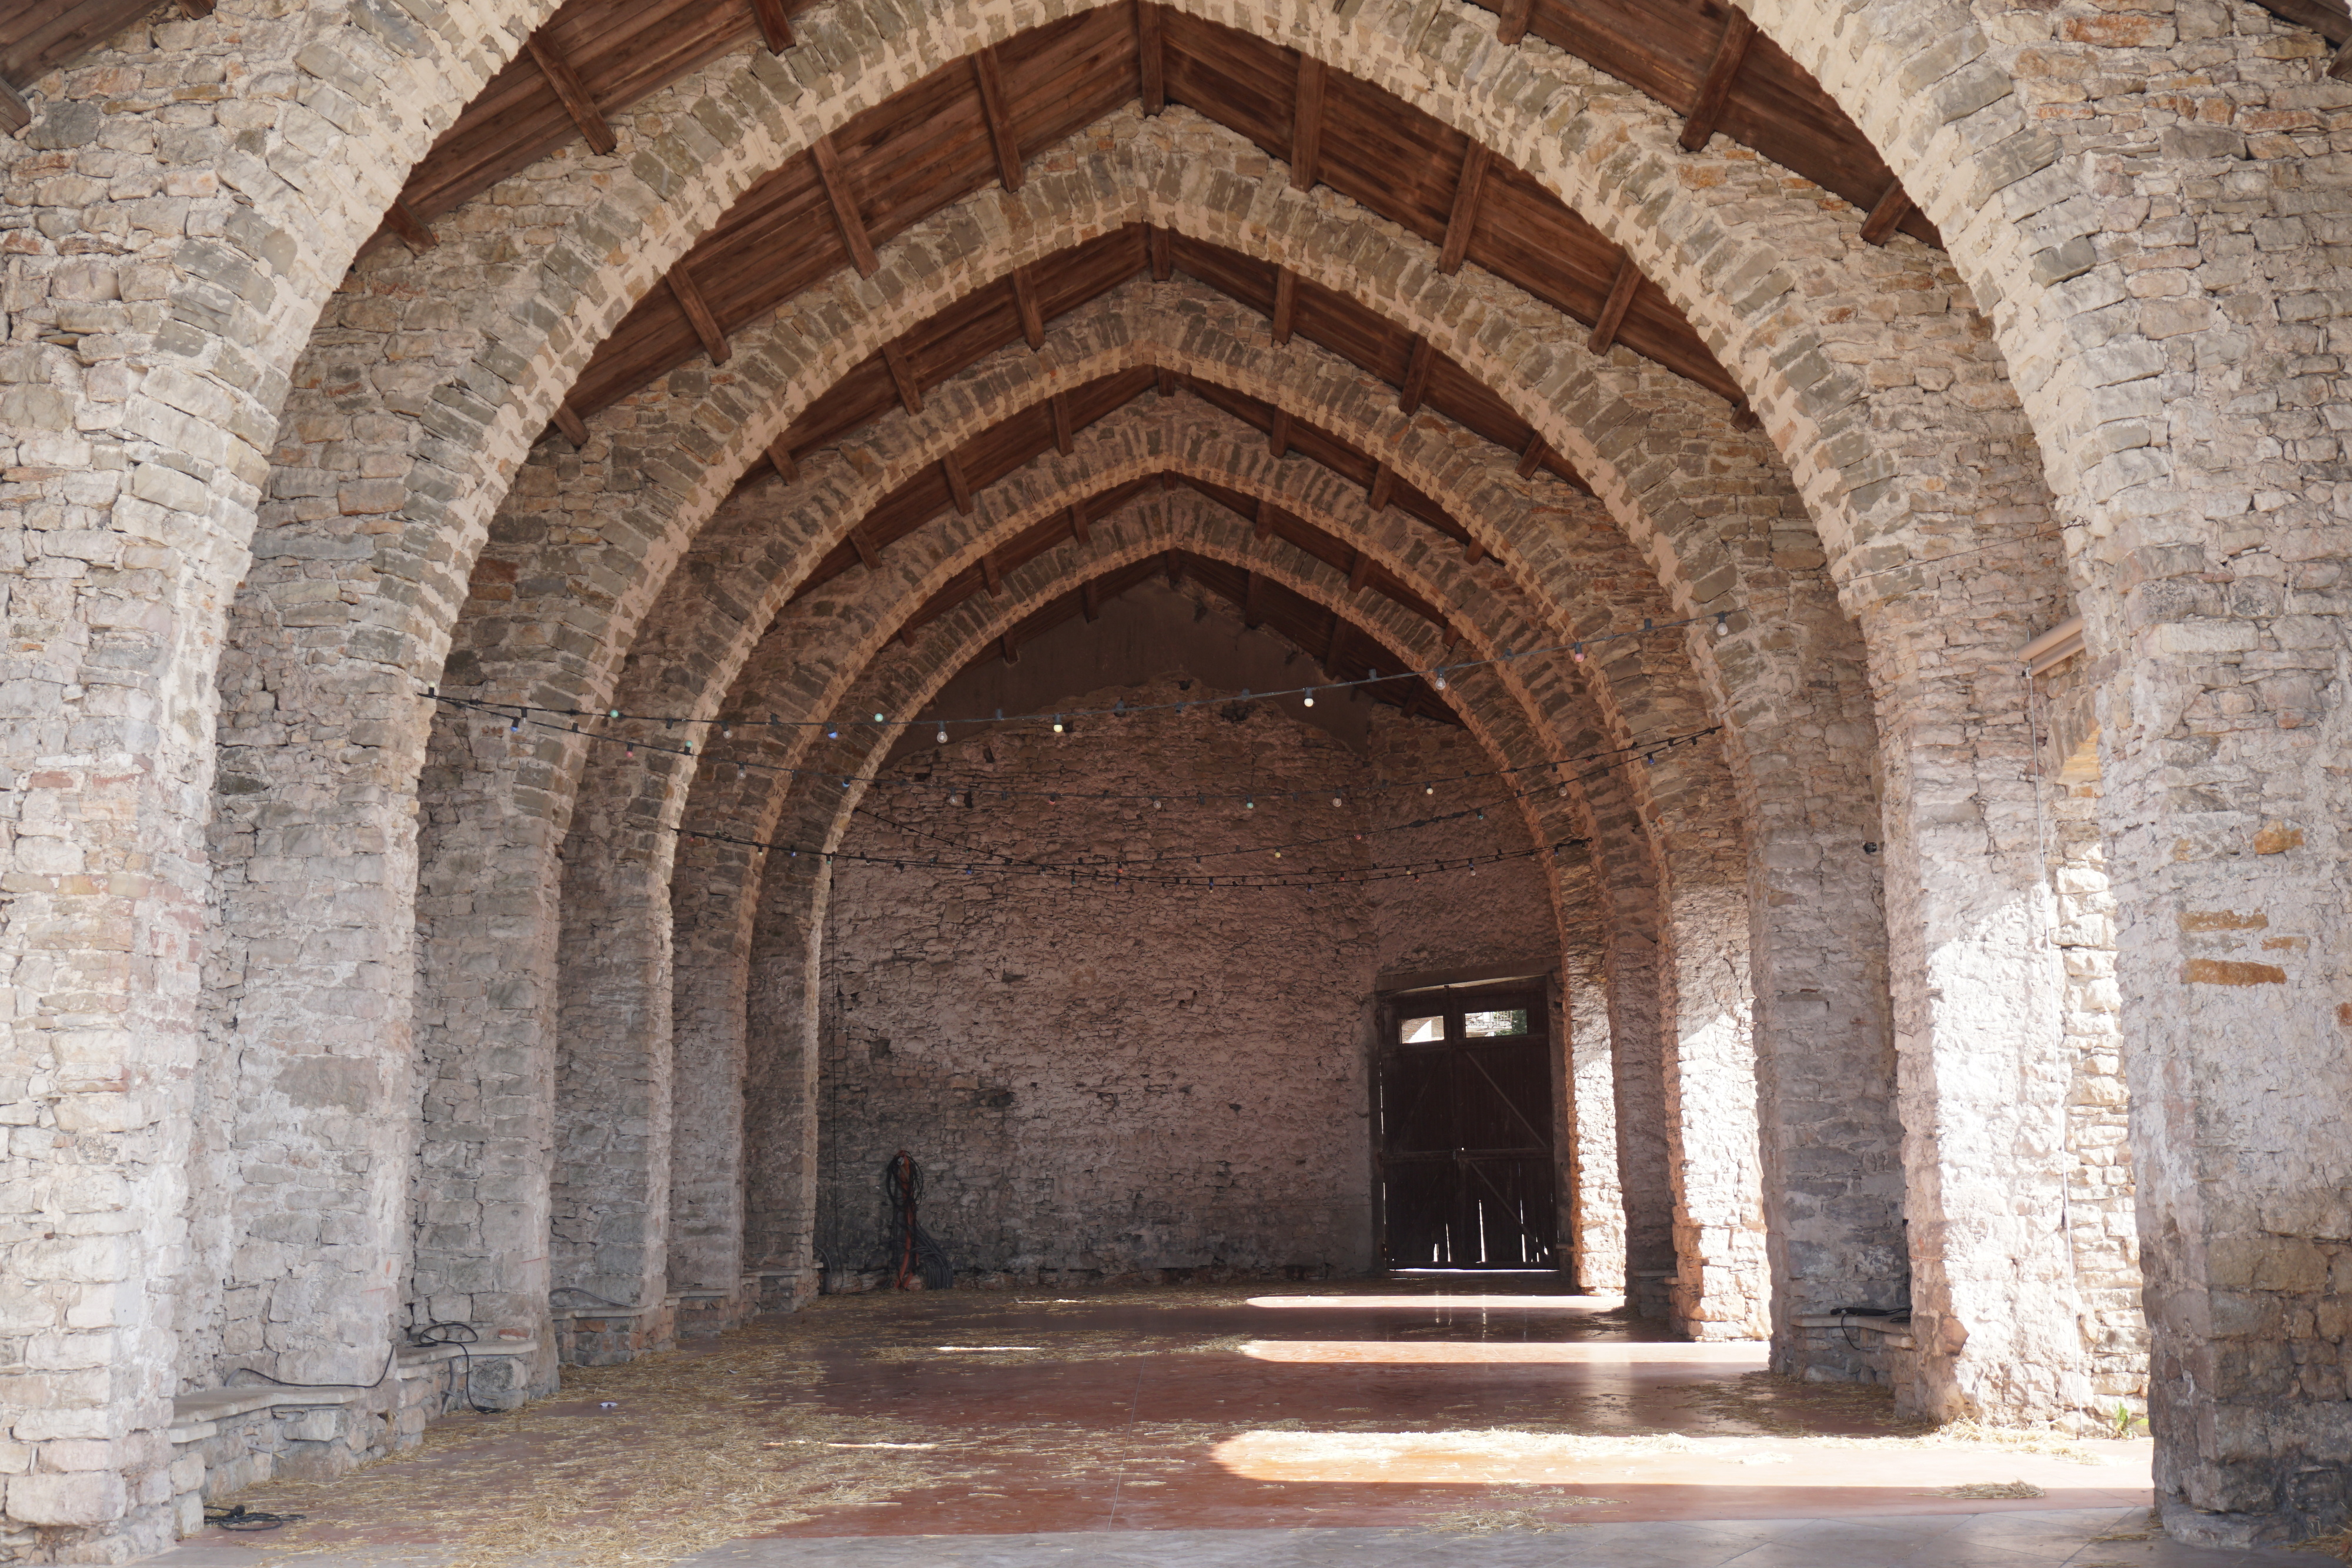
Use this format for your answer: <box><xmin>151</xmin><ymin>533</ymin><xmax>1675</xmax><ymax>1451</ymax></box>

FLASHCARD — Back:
<box><xmin>1375</xmin><ymin>988</ymin><xmax>1557</xmax><ymax>1268</ymax></box>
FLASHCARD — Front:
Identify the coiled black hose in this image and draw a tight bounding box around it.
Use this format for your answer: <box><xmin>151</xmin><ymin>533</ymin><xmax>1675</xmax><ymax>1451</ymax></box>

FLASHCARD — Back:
<box><xmin>884</xmin><ymin>1150</ymin><xmax>954</xmax><ymax>1290</ymax></box>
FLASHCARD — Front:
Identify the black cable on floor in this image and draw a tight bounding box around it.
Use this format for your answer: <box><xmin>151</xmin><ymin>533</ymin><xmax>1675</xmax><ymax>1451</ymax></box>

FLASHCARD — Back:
<box><xmin>205</xmin><ymin>1503</ymin><xmax>303</xmax><ymax>1531</ymax></box>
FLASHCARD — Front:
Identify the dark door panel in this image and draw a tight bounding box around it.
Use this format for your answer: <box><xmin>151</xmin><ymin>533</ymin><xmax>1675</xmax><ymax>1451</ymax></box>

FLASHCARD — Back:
<box><xmin>1375</xmin><ymin>989</ymin><xmax>1557</xmax><ymax>1268</ymax></box>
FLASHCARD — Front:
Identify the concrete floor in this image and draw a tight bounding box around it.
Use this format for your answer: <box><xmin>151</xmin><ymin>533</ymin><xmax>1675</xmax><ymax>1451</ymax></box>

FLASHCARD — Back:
<box><xmin>151</xmin><ymin>1278</ymin><xmax>2310</xmax><ymax>1568</ymax></box>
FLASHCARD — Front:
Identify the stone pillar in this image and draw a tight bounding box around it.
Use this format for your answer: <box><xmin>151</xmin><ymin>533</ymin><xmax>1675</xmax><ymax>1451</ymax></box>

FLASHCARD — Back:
<box><xmin>409</xmin><ymin>702</ymin><xmax>570</xmax><ymax>1390</ymax></box>
<box><xmin>1659</xmin><ymin>870</ymin><xmax>1767</xmax><ymax>1340</ymax></box>
<box><xmin>549</xmin><ymin>773</ymin><xmax>681</xmax><ymax>1349</ymax></box>
<box><xmin>1558</xmin><ymin>859</ymin><xmax>1626</xmax><ymax>1295</ymax></box>
<box><xmin>742</xmin><ymin>838</ymin><xmax>828</xmax><ymax>1287</ymax></box>
<box><xmin>667</xmin><ymin>832</ymin><xmax>758</xmax><ymax>1300</ymax></box>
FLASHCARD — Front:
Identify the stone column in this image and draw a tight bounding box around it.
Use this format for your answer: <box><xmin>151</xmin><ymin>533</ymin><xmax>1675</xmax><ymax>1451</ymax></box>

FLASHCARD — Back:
<box><xmin>1558</xmin><ymin>858</ymin><xmax>1626</xmax><ymax>1295</ymax></box>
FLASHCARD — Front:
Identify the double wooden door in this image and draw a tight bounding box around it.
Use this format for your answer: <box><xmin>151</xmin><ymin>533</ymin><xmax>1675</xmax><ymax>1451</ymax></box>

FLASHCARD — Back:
<box><xmin>1375</xmin><ymin>988</ymin><xmax>1558</xmax><ymax>1269</ymax></box>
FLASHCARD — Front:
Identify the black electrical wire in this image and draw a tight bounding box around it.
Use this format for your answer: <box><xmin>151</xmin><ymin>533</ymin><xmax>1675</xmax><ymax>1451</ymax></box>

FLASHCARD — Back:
<box><xmin>205</xmin><ymin>1503</ymin><xmax>304</xmax><ymax>1531</ymax></box>
<box><xmin>407</xmin><ymin>1320</ymin><xmax>496</xmax><ymax>1415</ymax></box>
<box><xmin>222</xmin><ymin>1346</ymin><xmax>397</xmax><ymax>1392</ymax></box>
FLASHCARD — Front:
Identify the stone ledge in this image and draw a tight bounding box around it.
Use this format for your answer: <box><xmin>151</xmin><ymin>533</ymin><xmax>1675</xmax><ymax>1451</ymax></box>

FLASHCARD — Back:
<box><xmin>1794</xmin><ymin>1314</ymin><xmax>1918</xmax><ymax>1350</ymax></box>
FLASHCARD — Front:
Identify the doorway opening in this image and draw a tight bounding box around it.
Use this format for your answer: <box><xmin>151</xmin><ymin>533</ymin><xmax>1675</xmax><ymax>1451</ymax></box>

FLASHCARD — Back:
<box><xmin>1374</xmin><ymin>983</ymin><xmax>1559</xmax><ymax>1271</ymax></box>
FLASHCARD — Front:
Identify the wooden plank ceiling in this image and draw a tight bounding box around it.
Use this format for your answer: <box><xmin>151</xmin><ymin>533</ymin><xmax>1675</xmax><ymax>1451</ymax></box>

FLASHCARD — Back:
<box><xmin>366</xmin><ymin>2</ymin><xmax>1936</xmax><ymax>414</ymax></box>
<box><xmin>937</xmin><ymin>539</ymin><xmax>1464</xmax><ymax>724</ymax></box>
<box><xmin>0</xmin><ymin>0</ymin><xmax>212</xmax><ymax>131</ymax></box>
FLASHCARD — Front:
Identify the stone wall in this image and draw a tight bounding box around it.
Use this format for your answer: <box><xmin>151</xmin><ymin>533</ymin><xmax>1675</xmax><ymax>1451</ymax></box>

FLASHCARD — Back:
<box><xmin>806</xmin><ymin>676</ymin><xmax>1558</xmax><ymax>1286</ymax></box>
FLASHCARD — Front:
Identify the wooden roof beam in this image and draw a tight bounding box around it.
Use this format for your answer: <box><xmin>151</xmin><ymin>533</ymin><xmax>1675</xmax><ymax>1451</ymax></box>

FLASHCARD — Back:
<box><xmin>1051</xmin><ymin>392</ymin><xmax>1074</xmax><ymax>454</ymax></box>
<box><xmin>749</xmin><ymin>0</ymin><xmax>793</xmax><ymax>52</ymax></box>
<box><xmin>1165</xmin><ymin>550</ymin><xmax>1183</xmax><ymax>588</ymax></box>
<box><xmin>1083</xmin><ymin>579</ymin><xmax>1101</xmax><ymax>621</ymax></box>
<box><xmin>1269</xmin><ymin>409</ymin><xmax>1291</xmax><ymax>459</ymax></box>
<box><xmin>768</xmin><ymin>440</ymin><xmax>797</xmax><ymax>482</ymax></box>
<box><xmin>0</xmin><ymin>78</ymin><xmax>28</xmax><ymax>136</ymax></box>
<box><xmin>880</xmin><ymin>341</ymin><xmax>923</xmax><ymax>414</ymax></box>
<box><xmin>980</xmin><ymin>551</ymin><xmax>1003</xmax><ymax>596</ymax></box>
<box><xmin>1290</xmin><ymin>55</ymin><xmax>1327</xmax><ymax>191</ymax></box>
<box><xmin>811</xmin><ymin>135</ymin><xmax>879</xmax><ymax>277</ymax></box>
<box><xmin>1254</xmin><ymin>497</ymin><xmax>1275</xmax><ymax>540</ymax></box>
<box><xmin>1494</xmin><ymin>0</ymin><xmax>1531</xmax><ymax>45</ymax></box>
<box><xmin>1398</xmin><ymin>337</ymin><xmax>1434</xmax><ymax>414</ymax></box>
<box><xmin>1270</xmin><ymin>268</ymin><xmax>1297</xmax><ymax>345</ymax></box>
<box><xmin>973</xmin><ymin>48</ymin><xmax>1024</xmax><ymax>191</ymax></box>
<box><xmin>385</xmin><ymin>198</ymin><xmax>438</xmax><ymax>253</ymax></box>
<box><xmin>943</xmin><ymin>452</ymin><xmax>975</xmax><ymax>514</ymax></box>
<box><xmin>1323</xmin><ymin>613</ymin><xmax>1347</xmax><ymax>671</ymax></box>
<box><xmin>1347</xmin><ymin>550</ymin><xmax>1373</xmax><ymax>594</ymax></box>
<box><xmin>1244</xmin><ymin>571</ymin><xmax>1265</xmax><ymax>628</ymax></box>
<box><xmin>1001</xmin><ymin>631</ymin><xmax>1020</xmax><ymax>664</ymax></box>
<box><xmin>1135</xmin><ymin>0</ymin><xmax>1165</xmax><ymax>115</ymax></box>
<box><xmin>1516</xmin><ymin>431</ymin><xmax>1547</xmax><ymax>480</ymax></box>
<box><xmin>553</xmin><ymin>401</ymin><xmax>589</xmax><ymax>449</ymax></box>
<box><xmin>1463</xmin><ymin>536</ymin><xmax>1486</xmax><ymax>566</ymax></box>
<box><xmin>1679</xmin><ymin>10</ymin><xmax>1756</xmax><ymax>153</ymax></box>
<box><xmin>1368</xmin><ymin>463</ymin><xmax>1395</xmax><ymax>513</ymax></box>
<box><xmin>1149</xmin><ymin>224</ymin><xmax>1172</xmax><ymax>282</ymax></box>
<box><xmin>669</xmin><ymin>264</ymin><xmax>730</xmax><ymax>365</ymax></box>
<box><xmin>1070</xmin><ymin>503</ymin><xmax>1091</xmax><ymax>544</ymax></box>
<box><xmin>1156</xmin><ymin>365</ymin><xmax>1180</xmax><ymax>399</ymax></box>
<box><xmin>1587</xmin><ymin>255</ymin><xmax>1639</xmax><ymax>355</ymax></box>
<box><xmin>1859</xmin><ymin>179</ymin><xmax>1914</xmax><ymax>246</ymax></box>
<box><xmin>1439</xmin><ymin>145</ymin><xmax>1491</xmax><ymax>275</ymax></box>
<box><xmin>848</xmin><ymin>527</ymin><xmax>880</xmax><ymax>569</ymax></box>
<box><xmin>1013</xmin><ymin>266</ymin><xmax>1046</xmax><ymax>349</ymax></box>
<box><xmin>525</xmin><ymin>32</ymin><xmax>617</xmax><ymax>156</ymax></box>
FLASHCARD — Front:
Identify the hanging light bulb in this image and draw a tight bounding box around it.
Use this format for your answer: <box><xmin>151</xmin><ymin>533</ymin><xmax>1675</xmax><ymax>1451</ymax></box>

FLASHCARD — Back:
<box><xmin>1425</xmin><ymin>783</ymin><xmax>1435</xmax><ymax>795</ymax></box>
<box><xmin>1302</xmin><ymin>688</ymin><xmax>1315</xmax><ymax>707</ymax></box>
<box><xmin>721</xmin><ymin>723</ymin><xmax>733</xmax><ymax>739</ymax></box>
<box><xmin>1714</xmin><ymin>613</ymin><xmax>1730</xmax><ymax>638</ymax></box>
<box><xmin>1245</xmin><ymin>797</ymin><xmax>1255</xmax><ymax>810</ymax></box>
<box><xmin>827</xmin><ymin>726</ymin><xmax>838</xmax><ymax>739</ymax></box>
<box><xmin>1052</xmin><ymin>714</ymin><xmax>1065</xmax><ymax>734</ymax></box>
<box><xmin>607</xmin><ymin>708</ymin><xmax>620</xmax><ymax>720</ymax></box>
<box><xmin>1331</xmin><ymin>794</ymin><xmax>1342</xmax><ymax>807</ymax></box>
<box><xmin>937</xmin><ymin>724</ymin><xmax>948</xmax><ymax>744</ymax></box>
<box><xmin>1433</xmin><ymin>668</ymin><xmax>1447</xmax><ymax>690</ymax></box>
<box><xmin>1572</xmin><ymin>644</ymin><xmax>1585</xmax><ymax>663</ymax></box>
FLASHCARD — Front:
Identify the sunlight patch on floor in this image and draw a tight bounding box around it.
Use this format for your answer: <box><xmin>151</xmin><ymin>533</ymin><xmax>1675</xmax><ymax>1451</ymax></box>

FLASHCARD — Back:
<box><xmin>1238</xmin><ymin>1339</ymin><xmax>1771</xmax><ymax>1365</ymax></box>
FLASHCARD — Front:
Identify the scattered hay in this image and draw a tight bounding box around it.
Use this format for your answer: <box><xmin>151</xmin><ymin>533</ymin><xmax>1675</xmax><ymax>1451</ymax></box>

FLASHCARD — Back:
<box><xmin>1932</xmin><ymin>1480</ymin><xmax>2047</xmax><ymax>1500</ymax></box>
<box><xmin>2287</xmin><ymin>1527</ymin><xmax>2352</xmax><ymax>1560</ymax></box>
<box><xmin>2091</xmin><ymin>1509</ymin><xmax>2160</xmax><ymax>1542</ymax></box>
<box><xmin>1411</xmin><ymin>1492</ymin><xmax>1618</xmax><ymax>1536</ymax></box>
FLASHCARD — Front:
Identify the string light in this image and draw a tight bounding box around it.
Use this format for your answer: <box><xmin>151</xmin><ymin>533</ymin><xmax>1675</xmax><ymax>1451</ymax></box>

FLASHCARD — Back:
<box><xmin>1302</xmin><ymin>688</ymin><xmax>1315</xmax><ymax>707</ymax></box>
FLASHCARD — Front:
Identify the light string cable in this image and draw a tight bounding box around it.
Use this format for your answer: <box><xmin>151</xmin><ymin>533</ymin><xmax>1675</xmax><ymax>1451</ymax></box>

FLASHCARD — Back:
<box><xmin>422</xmin><ymin>606</ymin><xmax>1739</xmax><ymax>741</ymax></box>
<box><xmin>846</xmin><ymin>724</ymin><xmax>1722</xmax><ymax>874</ymax></box>
<box><xmin>677</xmin><ymin>727</ymin><xmax>1716</xmax><ymax>891</ymax></box>
<box><xmin>433</xmin><ymin>687</ymin><xmax>1720</xmax><ymax>807</ymax></box>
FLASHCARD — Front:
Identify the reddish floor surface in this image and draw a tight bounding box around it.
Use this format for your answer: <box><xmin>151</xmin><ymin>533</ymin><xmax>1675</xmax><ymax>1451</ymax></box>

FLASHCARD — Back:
<box><xmin>193</xmin><ymin>1275</ymin><xmax>2153</xmax><ymax>1561</ymax></box>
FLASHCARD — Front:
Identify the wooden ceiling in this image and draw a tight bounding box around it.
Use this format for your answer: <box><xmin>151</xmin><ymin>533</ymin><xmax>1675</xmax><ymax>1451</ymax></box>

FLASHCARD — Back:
<box><xmin>745</xmin><ymin>223</ymin><xmax>1595</xmax><ymax>519</ymax></box>
<box><xmin>0</xmin><ymin>0</ymin><xmax>211</xmax><ymax>130</ymax></box>
<box><xmin>928</xmin><ymin>542</ymin><xmax>1464</xmax><ymax>725</ymax></box>
<box><xmin>350</xmin><ymin>0</ymin><xmax>1940</xmax><ymax>425</ymax></box>
<box><xmin>785</xmin><ymin>359</ymin><xmax>1503</xmax><ymax>613</ymax></box>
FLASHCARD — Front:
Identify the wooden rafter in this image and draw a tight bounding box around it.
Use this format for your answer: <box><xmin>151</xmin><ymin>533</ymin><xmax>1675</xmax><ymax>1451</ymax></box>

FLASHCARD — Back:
<box><xmin>973</xmin><ymin>48</ymin><xmax>1023</xmax><ymax>190</ymax></box>
<box><xmin>1368</xmin><ymin>463</ymin><xmax>1395</xmax><ymax>513</ymax></box>
<box><xmin>980</xmin><ymin>551</ymin><xmax>1003</xmax><ymax>595</ymax></box>
<box><xmin>1494</xmin><ymin>0</ymin><xmax>1531</xmax><ymax>46</ymax></box>
<box><xmin>1679</xmin><ymin>10</ymin><xmax>1756</xmax><ymax>153</ymax></box>
<box><xmin>1289</xmin><ymin>55</ymin><xmax>1327</xmax><ymax>192</ymax></box>
<box><xmin>1463</xmin><ymin>535</ymin><xmax>1486</xmax><ymax>566</ymax></box>
<box><xmin>1135</xmin><ymin>0</ymin><xmax>1164</xmax><ymax>114</ymax></box>
<box><xmin>848</xmin><ymin>527</ymin><xmax>880</xmax><ymax>568</ymax></box>
<box><xmin>553</xmin><ymin>401</ymin><xmax>589</xmax><ymax>448</ymax></box>
<box><xmin>1323</xmin><ymin>613</ymin><xmax>1347</xmax><ymax>670</ymax></box>
<box><xmin>1050</xmin><ymin>392</ymin><xmax>1074</xmax><ymax>454</ymax></box>
<box><xmin>1347</xmin><ymin>550</ymin><xmax>1373</xmax><ymax>593</ymax></box>
<box><xmin>1243</xmin><ymin>570</ymin><xmax>1265</xmax><ymax>627</ymax></box>
<box><xmin>1587</xmin><ymin>256</ymin><xmax>1639</xmax><ymax>355</ymax></box>
<box><xmin>1013</xmin><ymin>266</ymin><xmax>1046</xmax><ymax>349</ymax></box>
<box><xmin>1859</xmin><ymin>180</ymin><xmax>1914</xmax><ymax>246</ymax></box>
<box><xmin>1254</xmin><ymin>497</ymin><xmax>1275</xmax><ymax>540</ymax></box>
<box><xmin>1083</xmin><ymin>578</ymin><xmax>1101</xmax><ymax>621</ymax></box>
<box><xmin>524</xmin><ymin>32</ymin><xmax>616</xmax><ymax>156</ymax></box>
<box><xmin>1001</xmin><ymin>631</ymin><xmax>1020</xmax><ymax>664</ymax></box>
<box><xmin>943</xmin><ymin>452</ymin><xmax>975</xmax><ymax>513</ymax></box>
<box><xmin>1156</xmin><ymin>365</ymin><xmax>1178</xmax><ymax>399</ymax></box>
<box><xmin>880</xmin><ymin>342</ymin><xmax>924</xmax><ymax>414</ymax></box>
<box><xmin>1269</xmin><ymin>409</ymin><xmax>1291</xmax><ymax>459</ymax></box>
<box><xmin>669</xmin><ymin>265</ymin><xmax>730</xmax><ymax>365</ymax></box>
<box><xmin>1149</xmin><ymin>225</ymin><xmax>1172</xmax><ymax>282</ymax></box>
<box><xmin>2333</xmin><ymin>32</ymin><xmax>2352</xmax><ymax>79</ymax></box>
<box><xmin>811</xmin><ymin>134</ymin><xmax>878</xmax><ymax>276</ymax></box>
<box><xmin>0</xmin><ymin>78</ymin><xmax>27</xmax><ymax>135</ymax></box>
<box><xmin>749</xmin><ymin>0</ymin><xmax>793</xmax><ymax>52</ymax></box>
<box><xmin>1070</xmin><ymin>502</ymin><xmax>1091</xmax><ymax>543</ymax></box>
<box><xmin>1398</xmin><ymin>337</ymin><xmax>1433</xmax><ymax>414</ymax></box>
<box><xmin>1165</xmin><ymin>550</ymin><xmax>1182</xmax><ymax>588</ymax></box>
<box><xmin>383</xmin><ymin>198</ymin><xmax>438</xmax><ymax>253</ymax></box>
<box><xmin>1270</xmin><ymin>268</ymin><xmax>1297</xmax><ymax>345</ymax></box>
<box><xmin>768</xmin><ymin>440</ymin><xmax>797</xmax><ymax>482</ymax></box>
<box><xmin>1516</xmin><ymin>432</ymin><xmax>1546</xmax><ymax>480</ymax></box>
<box><xmin>1439</xmin><ymin>146</ymin><xmax>1490</xmax><ymax>275</ymax></box>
